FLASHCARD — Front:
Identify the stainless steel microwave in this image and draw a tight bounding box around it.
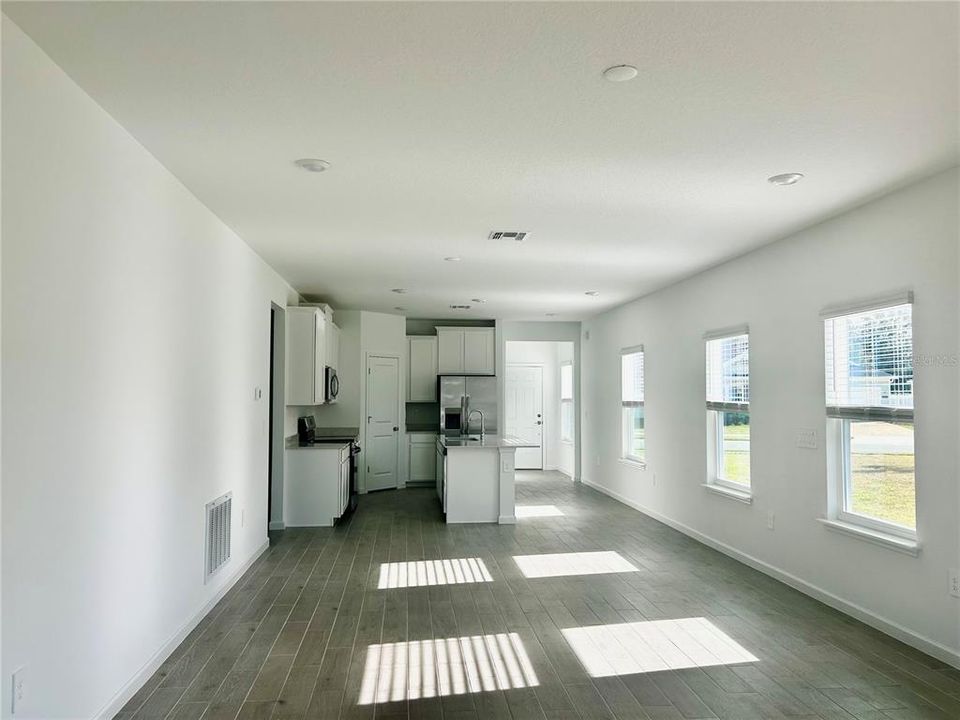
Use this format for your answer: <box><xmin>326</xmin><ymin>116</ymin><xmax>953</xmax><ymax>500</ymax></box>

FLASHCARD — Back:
<box><xmin>324</xmin><ymin>366</ymin><xmax>339</xmax><ymax>403</ymax></box>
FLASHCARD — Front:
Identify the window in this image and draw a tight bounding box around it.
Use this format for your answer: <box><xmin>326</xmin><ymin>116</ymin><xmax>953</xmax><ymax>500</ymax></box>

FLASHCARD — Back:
<box><xmin>705</xmin><ymin>330</ymin><xmax>750</xmax><ymax>490</ymax></box>
<box><xmin>824</xmin><ymin>296</ymin><xmax>915</xmax><ymax>537</ymax></box>
<box><xmin>560</xmin><ymin>363</ymin><xmax>574</xmax><ymax>443</ymax></box>
<box><xmin>621</xmin><ymin>348</ymin><xmax>645</xmax><ymax>464</ymax></box>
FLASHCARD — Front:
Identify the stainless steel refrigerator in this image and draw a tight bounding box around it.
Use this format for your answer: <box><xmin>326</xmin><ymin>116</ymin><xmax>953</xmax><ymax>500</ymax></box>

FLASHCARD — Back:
<box><xmin>439</xmin><ymin>375</ymin><xmax>498</xmax><ymax>435</ymax></box>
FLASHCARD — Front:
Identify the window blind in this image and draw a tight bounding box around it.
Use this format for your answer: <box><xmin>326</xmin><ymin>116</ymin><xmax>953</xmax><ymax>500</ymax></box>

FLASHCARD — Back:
<box><xmin>824</xmin><ymin>302</ymin><xmax>913</xmax><ymax>420</ymax></box>
<box><xmin>621</xmin><ymin>350</ymin><xmax>644</xmax><ymax>407</ymax></box>
<box><xmin>705</xmin><ymin>333</ymin><xmax>749</xmax><ymax>412</ymax></box>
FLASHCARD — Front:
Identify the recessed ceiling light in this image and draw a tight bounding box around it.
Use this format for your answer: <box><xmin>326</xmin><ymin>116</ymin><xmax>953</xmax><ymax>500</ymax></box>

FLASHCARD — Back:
<box><xmin>294</xmin><ymin>158</ymin><xmax>330</xmax><ymax>173</ymax></box>
<box><xmin>585</xmin><ymin>291</ymin><xmax>600</xmax><ymax>297</ymax></box>
<box><xmin>545</xmin><ymin>313</ymin><xmax>558</xmax><ymax>317</ymax></box>
<box><xmin>394</xmin><ymin>306</ymin><xmax>406</xmax><ymax>311</ymax></box>
<box><xmin>391</xmin><ymin>288</ymin><xmax>407</xmax><ymax>294</ymax></box>
<box><xmin>768</xmin><ymin>172</ymin><xmax>804</xmax><ymax>186</ymax></box>
<box><xmin>444</xmin><ymin>256</ymin><xmax>462</xmax><ymax>262</ymax></box>
<box><xmin>471</xmin><ymin>298</ymin><xmax>486</xmax><ymax>304</ymax></box>
<box><xmin>602</xmin><ymin>65</ymin><xmax>638</xmax><ymax>82</ymax></box>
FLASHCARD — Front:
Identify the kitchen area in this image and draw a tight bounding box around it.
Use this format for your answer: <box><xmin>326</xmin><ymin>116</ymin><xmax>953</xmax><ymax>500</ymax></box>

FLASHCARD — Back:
<box><xmin>281</xmin><ymin>310</ymin><xmax>537</xmax><ymax>527</ymax></box>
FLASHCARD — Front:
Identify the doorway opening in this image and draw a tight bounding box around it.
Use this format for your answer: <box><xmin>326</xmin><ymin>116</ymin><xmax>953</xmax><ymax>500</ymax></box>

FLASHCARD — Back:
<box><xmin>504</xmin><ymin>341</ymin><xmax>575</xmax><ymax>479</ymax></box>
<box><xmin>268</xmin><ymin>303</ymin><xmax>285</xmax><ymax>531</ymax></box>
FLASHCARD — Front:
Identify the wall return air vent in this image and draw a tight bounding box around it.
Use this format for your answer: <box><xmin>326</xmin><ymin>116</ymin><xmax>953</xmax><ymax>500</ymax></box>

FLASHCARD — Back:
<box><xmin>488</xmin><ymin>231</ymin><xmax>528</xmax><ymax>242</ymax></box>
<box><xmin>205</xmin><ymin>492</ymin><xmax>232</xmax><ymax>582</ymax></box>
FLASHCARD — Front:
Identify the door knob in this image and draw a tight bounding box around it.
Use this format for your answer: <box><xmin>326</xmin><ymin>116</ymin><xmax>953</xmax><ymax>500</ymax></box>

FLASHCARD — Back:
<box><xmin>393</xmin><ymin>426</ymin><xmax>399</xmax><ymax>432</ymax></box>
<box><xmin>536</xmin><ymin>421</ymin><xmax>542</xmax><ymax>425</ymax></box>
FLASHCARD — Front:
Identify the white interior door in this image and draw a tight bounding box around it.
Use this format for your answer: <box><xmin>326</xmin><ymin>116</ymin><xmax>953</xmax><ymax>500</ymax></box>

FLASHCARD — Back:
<box><xmin>365</xmin><ymin>355</ymin><xmax>399</xmax><ymax>491</ymax></box>
<box><xmin>506</xmin><ymin>365</ymin><xmax>543</xmax><ymax>470</ymax></box>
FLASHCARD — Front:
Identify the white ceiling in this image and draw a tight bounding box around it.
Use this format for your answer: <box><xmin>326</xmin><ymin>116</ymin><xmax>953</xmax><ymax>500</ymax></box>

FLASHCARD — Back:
<box><xmin>5</xmin><ymin>2</ymin><xmax>958</xmax><ymax>319</ymax></box>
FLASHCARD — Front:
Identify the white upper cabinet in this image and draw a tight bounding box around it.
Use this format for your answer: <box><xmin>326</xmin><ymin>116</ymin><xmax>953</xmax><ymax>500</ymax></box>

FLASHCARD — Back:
<box><xmin>436</xmin><ymin>327</ymin><xmax>495</xmax><ymax>375</ymax></box>
<box><xmin>437</xmin><ymin>328</ymin><xmax>465</xmax><ymax>374</ymax></box>
<box><xmin>325</xmin><ymin>319</ymin><xmax>340</xmax><ymax>371</ymax></box>
<box><xmin>408</xmin><ymin>336</ymin><xmax>438</xmax><ymax>402</ymax></box>
<box><xmin>286</xmin><ymin>306</ymin><xmax>326</xmax><ymax>405</ymax></box>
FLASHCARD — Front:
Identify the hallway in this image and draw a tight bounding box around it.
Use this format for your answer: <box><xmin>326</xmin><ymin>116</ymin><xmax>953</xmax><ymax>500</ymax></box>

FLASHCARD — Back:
<box><xmin>118</xmin><ymin>476</ymin><xmax>960</xmax><ymax>720</ymax></box>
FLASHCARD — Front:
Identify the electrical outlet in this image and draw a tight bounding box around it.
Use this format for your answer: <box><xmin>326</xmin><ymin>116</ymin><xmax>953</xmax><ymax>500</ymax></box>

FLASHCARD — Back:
<box><xmin>253</xmin><ymin>386</ymin><xmax>263</xmax><ymax>401</ymax></box>
<box><xmin>241</xmin><ymin>508</ymin><xmax>246</xmax><ymax>528</ymax></box>
<box><xmin>12</xmin><ymin>667</ymin><xmax>25</xmax><ymax>715</ymax></box>
<box><xmin>652</xmin><ymin>473</ymin><xmax>657</xmax><ymax>486</ymax></box>
<box><xmin>950</xmin><ymin>569</ymin><xmax>960</xmax><ymax>598</ymax></box>
<box><xmin>766</xmin><ymin>512</ymin><xmax>775</xmax><ymax>530</ymax></box>
<box><xmin>595</xmin><ymin>455</ymin><xmax>601</xmax><ymax>467</ymax></box>
<box><xmin>796</xmin><ymin>429</ymin><xmax>818</xmax><ymax>449</ymax></box>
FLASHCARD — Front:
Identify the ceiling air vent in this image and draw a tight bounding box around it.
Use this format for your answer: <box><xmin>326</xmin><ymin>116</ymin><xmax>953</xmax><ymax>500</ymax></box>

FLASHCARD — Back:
<box><xmin>488</xmin><ymin>231</ymin><xmax>528</xmax><ymax>242</ymax></box>
<box><xmin>449</xmin><ymin>304</ymin><xmax>472</xmax><ymax>310</ymax></box>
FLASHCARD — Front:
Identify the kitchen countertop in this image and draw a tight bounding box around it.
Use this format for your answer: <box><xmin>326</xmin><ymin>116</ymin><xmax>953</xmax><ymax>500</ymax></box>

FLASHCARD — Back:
<box><xmin>313</xmin><ymin>426</ymin><xmax>359</xmax><ymax>439</ymax></box>
<box><xmin>285</xmin><ymin>426</ymin><xmax>358</xmax><ymax>450</ymax></box>
<box><xmin>439</xmin><ymin>434</ymin><xmax>538</xmax><ymax>450</ymax></box>
<box><xmin>285</xmin><ymin>436</ymin><xmax>352</xmax><ymax>450</ymax></box>
<box><xmin>406</xmin><ymin>425</ymin><xmax>440</xmax><ymax>434</ymax></box>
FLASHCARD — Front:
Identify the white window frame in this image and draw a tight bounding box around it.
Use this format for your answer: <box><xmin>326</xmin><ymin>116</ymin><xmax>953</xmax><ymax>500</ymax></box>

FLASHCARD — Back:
<box><xmin>620</xmin><ymin>347</ymin><xmax>645</xmax><ymax>466</ymax></box>
<box><xmin>704</xmin><ymin>327</ymin><xmax>751</xmax><ymax>495</ymax></box>
<box><xmin>560</xmin><ymin>362</ymin><xmax>574</xmax><ymax>444</ymax></box>
<box><xmin>822</xmin><ymin>293</ymin><xmax>917</xmax><ymax>543</ymax></box>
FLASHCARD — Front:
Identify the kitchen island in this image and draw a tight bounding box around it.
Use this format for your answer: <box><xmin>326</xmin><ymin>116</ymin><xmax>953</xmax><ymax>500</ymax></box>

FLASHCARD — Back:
<box><xmin>436</xmin><ymin>434</ymin><xmax>537</xmax><ymax>524</ymax></box>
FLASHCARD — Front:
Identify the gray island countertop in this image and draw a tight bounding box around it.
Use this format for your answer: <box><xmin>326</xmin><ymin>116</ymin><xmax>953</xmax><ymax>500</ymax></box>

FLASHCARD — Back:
<box><xmin>439</xmin><ymin>434</ymin><xmax>538</xmax><ymax>450</ymax></box>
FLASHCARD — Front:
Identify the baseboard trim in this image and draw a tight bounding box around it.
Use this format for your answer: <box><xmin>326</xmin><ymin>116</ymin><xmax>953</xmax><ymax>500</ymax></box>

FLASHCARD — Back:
<box><xmin>268</xmin><ymin>520</ymin><xmax>285</xmax><ymax>531</ymax></box>
<box><xmin>581</xmin><ymin>477</ymin><xmax>960</xmax><ymax>669</ymax></box>
<box><xmin>498</xmin><ymin>515</ymin><xmax>517</xmax><ymax>525</ymax></box>
<box><xmin>94</xmin><ymin>538</ymin><xmax>271</xmax><ymax>720</ymax></box>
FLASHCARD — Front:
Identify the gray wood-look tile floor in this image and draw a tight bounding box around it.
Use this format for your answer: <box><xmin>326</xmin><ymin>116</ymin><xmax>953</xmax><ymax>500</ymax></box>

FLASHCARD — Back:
<box><xmin>116</xmin><ymin>472</ymin><xmax>960</xmax><ymax>720</ymax></box>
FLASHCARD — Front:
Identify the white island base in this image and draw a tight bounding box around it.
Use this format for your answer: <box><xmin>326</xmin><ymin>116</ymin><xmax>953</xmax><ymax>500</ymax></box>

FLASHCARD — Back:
<box><xmin>438</xmin><ymin>436</ymin><xmax>535</xmax><ymax>524</ymax></box>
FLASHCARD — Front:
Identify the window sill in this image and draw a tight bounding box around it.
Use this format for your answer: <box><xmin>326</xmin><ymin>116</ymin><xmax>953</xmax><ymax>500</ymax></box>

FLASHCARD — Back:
<box><xmin>819</xmin><ymin>518</ymin><xmax>921</xmax><ymax>557</ymax></box>
<box><xmin>702</xmin><ymin>482</ymin><xmax>753</xmax><ymax>504</ymax></box>
<box><xmin>619</xmin><ymin>457</ymin><xmax>647</xmax><ymax>470</ymax></box>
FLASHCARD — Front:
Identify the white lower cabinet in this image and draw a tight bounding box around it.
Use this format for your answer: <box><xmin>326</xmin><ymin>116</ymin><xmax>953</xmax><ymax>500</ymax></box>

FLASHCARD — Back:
<box><xmin>285</xmin><ymin>444</ymin><xmax>351</xmax><ymax>527</ymax></box>
<box><xmin>408</xmin><ymin>433</ymin><xmax>437</xmax><ymax>484</ymax></box>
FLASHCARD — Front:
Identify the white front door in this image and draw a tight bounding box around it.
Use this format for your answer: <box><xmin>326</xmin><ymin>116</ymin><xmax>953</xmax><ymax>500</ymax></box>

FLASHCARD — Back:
<box><xmin>506</xmin><ymin>365</ymin><xmax>543</xmax><ymax>470</ymax></box>
<box><xmin>365</xmin><ymin>355</ymin><xmax>399</xmax><ymax>491</ymax></box>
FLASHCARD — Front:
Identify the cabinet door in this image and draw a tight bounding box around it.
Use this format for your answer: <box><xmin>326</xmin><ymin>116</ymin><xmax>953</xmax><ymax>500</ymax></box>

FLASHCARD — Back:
<box><xmin>437</xmin><ymin>329</ymin><xmax>464</xmax><ymax>374</ymax></box>
<box><xmin>463</xmin><ymin>328</ymin><xmax>495</xmax><ymax>375</ymax></box>
<box><xmin>339</xmin><ymin>459</ymin><xmax>350</xmax><ymax>515</ymax></box>
<box><xmin>326</xmin><ymin>322</ymin><xmax>340</xmax><ymax>371</ymax></box>
<box><xmin>408</xmin><ymin>337</ymin><xmax>438</xmax><ymax>402</ymax></box>
<box><xmin>409</xmin><ymin>443</ymin><xmax>436</xmax><ymax>482</ymax></box>
<box><xmin>313</xmin><ymin>311</ymin><xmax>326</xmax><ymax>404</ymax></box>
<box><xmin>436</xmin><ymin>447</ymin><xmax>444</xmax><ymax>501</ymax></box>
<box><xmin>286</xmin><ymin>308</ymin><xmax>321</xmax><ymax>405</ymax></box>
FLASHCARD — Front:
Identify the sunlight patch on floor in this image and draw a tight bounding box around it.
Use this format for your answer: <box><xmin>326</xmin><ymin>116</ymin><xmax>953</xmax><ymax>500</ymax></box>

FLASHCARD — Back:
<box><xmin>512</xmin><ymin>550</ymin><xmax>638</xmax><ymax>579</ymax></box>
<box><xmin>357</xmin><ymin>633</ymin><xmax>539</xmax><ymax>704</ymax></box>
<box><xmin>515</xmin><ymin>505</ymin><xmax>565</xmax><ymax>518</ymax></box>
<box><xmin>562</xmin><ymin>617</ymin><xmax>757</xmax><ymax>677</ymax></box>
<box><xmin>377</xmin><ymin>558</ymin><xmax>493</xmax><ymax>589</ymax></box>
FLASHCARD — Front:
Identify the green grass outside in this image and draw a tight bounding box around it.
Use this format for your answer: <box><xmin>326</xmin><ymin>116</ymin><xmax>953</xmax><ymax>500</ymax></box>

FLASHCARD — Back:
<box><xmin>850</xmin><ymin>453</ymin><xmax>916</xmax><ymax>529</ymax></box>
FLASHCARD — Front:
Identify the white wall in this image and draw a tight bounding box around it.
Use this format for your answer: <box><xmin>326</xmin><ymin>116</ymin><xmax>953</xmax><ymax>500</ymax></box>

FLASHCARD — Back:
<box><xmin>581</xmin><ymin>168</ymin><xmax>960</xmax><ymax>664</ymax></box>
<box><xmin>1</xmin><ymin>19</ymin><xmax>300</xmax><ymax>719</ymax></box>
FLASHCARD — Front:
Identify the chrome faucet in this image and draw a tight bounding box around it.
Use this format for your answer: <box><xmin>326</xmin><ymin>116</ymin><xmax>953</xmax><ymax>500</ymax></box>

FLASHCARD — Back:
<box><xmin>467</xmin><ymin>408</ymin><xmax>486</xmax><ymax>438</ymax></box>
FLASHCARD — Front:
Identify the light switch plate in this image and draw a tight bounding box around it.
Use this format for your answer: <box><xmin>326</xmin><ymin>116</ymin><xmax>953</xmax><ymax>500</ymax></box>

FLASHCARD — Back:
<box><xmin>950</xmin><ymin>569</ymin><xmax>960</xmax><ymax>598</ymax></box>
<box><xmin>796</xmin><ymin>429</ymin><xmax>818</xmax><ymax>449</ymax></box>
